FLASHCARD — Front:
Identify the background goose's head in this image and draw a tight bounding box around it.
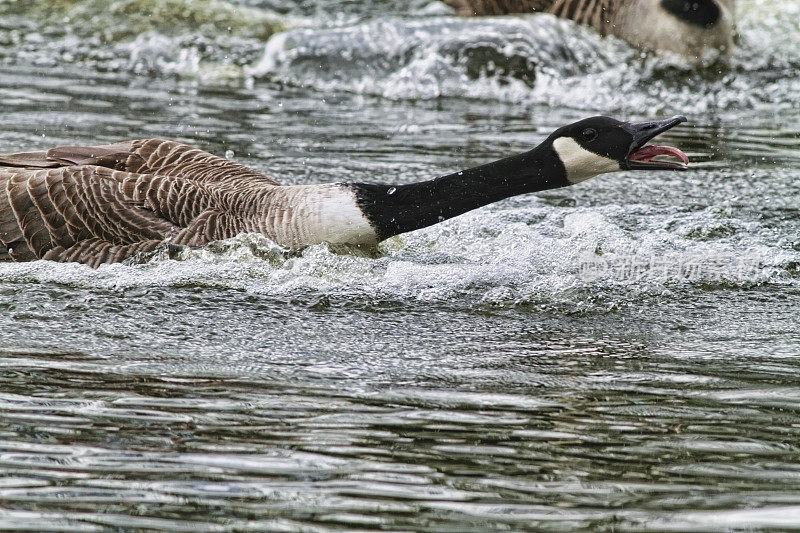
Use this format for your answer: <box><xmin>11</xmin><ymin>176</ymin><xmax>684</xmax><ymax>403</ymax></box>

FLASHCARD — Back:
<box><xmin>548</xmin><ymin>115</ymin><xmax>689</xmax><ymax>184</ymax></box>
<box><xmin>617</xmin><ymin>0</ymin><xmax>735</xmax><ymax>62</ymax></box>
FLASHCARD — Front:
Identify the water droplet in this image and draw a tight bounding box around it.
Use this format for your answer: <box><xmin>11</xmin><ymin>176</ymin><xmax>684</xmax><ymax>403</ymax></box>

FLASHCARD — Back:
<box><xmin>458</xmin><ymin>172</ymin><xmax>463</xmax><ymax>176</ymax></box>
<box><xmin>224</xmin><ymin>150</ymin><xmax>235</xmax><ymax>159</ymax></box>
<box><xmin>387</xmin><ymin>187</ymin><xmax>397</xmax><ymax>195</ymax></box>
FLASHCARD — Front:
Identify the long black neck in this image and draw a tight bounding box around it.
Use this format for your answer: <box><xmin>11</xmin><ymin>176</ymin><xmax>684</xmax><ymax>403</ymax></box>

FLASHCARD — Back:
<box><xmin>351</xmin><ymin>144</ymin><xmax>568</xmax><ymax>240</ymax></box>
<box><xmin>660</xmin><ymin>0</ymin><xmax>722</xmax><ymax>27</ymax></box>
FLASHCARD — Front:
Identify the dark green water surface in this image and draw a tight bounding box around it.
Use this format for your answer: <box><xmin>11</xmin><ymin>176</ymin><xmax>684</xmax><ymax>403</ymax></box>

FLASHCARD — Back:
<box><xmin>1</xmin><ymin>0</ymin><xmax>800</xmax><ymax>530</ymax></box>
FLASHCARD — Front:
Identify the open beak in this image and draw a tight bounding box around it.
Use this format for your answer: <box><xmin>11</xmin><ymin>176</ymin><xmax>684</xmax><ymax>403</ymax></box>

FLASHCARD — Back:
<box><xmin>623</xmin><ymin>115</ymin><xmax>689</xmax><ymax>171</ymax></box>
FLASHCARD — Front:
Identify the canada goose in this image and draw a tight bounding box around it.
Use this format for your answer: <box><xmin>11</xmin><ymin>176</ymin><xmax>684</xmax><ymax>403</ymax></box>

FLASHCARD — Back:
<box><xmin>0</xmin><ymin>116</ymin><xmax>689</xmax><ymax>267</ymax></box>
<box><xmin>443</xmin><ymin>0</ymin><xmax>735</xmax><ymax>59</ymax></box>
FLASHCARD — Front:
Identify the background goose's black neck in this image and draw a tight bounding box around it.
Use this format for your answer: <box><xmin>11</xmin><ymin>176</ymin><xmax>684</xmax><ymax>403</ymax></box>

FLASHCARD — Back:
<box><xmin>352</xmin><ymin>144</ymin><xmax>568</xmax><ymax>240</ymax></box>
<box><xmin>660</xmin><ymin>0</ymin><xmax>722</xmax><ymax>27</ymax></box>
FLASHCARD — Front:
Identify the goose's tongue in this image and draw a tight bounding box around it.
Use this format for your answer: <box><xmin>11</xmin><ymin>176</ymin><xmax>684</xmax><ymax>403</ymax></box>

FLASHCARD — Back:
<box><xmin>629</xmin><ymin>145</ymin><xmax>689</xmax><ymax>164</ymax></box>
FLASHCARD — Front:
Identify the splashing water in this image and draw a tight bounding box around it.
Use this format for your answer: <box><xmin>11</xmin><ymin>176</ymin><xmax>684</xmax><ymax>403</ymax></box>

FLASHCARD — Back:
<box><xmin>248</xmin><ymin>2</ymin><xmax>800</xmax><ymax>114</ymax></box>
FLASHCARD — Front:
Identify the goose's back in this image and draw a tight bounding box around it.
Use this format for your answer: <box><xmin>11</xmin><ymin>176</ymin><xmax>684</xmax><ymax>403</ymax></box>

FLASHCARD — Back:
<box><xmin>0</xmin><ymin>139</ymin><xmax>283</xmax><ymax>266</ymax></box>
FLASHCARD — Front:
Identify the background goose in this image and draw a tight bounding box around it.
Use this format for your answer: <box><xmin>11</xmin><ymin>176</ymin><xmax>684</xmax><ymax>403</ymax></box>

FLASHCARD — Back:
<box><xmin>443</xmin><ymin>0</ymin><xmax>735</xmax><ymax>60</ymax></box>
<box><xmin>0</xmin><ymin>116</ymin><xmax>688</xmax><ymax>267</ymax></box>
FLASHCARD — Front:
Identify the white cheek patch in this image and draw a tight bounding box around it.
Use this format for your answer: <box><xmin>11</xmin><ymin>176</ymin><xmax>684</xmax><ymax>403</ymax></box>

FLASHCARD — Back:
<box><xmin>553</xmin><ymin>137</ymin><xmax>622</xmax><ymax>184</ymax></box>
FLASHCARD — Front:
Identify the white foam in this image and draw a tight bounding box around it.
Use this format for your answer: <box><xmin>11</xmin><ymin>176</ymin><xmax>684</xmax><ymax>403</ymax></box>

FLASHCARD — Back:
<box><xmin>1</xmin><ymin>200</ymin><xmax>794</xmax><ymax>309</ymax></box>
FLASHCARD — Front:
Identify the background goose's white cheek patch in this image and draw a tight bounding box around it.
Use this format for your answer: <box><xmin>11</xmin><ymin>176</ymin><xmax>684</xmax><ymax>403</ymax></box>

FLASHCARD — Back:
<box><xmin>552</xmin><ymin>137</ymin><xmax>621</xmax><ymax>184</ymax></box>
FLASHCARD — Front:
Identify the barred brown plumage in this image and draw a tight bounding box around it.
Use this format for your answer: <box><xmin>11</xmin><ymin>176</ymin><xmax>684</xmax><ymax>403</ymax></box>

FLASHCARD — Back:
<box><xmin>0</xmin><ymin>139</ymin><xmax>376</xmax><ymax>267</ymax></box>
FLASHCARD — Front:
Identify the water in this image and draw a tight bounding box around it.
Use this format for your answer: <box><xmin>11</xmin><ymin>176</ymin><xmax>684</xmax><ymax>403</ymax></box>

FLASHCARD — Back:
<box><xmin>1</xmin><ymin>0</ymin><xmax>800</xmax><ymax>530</ymax></box>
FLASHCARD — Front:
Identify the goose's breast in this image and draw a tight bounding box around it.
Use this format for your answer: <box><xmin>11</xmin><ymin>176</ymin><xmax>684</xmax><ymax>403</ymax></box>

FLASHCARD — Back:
<box><xmin>259</xmin><ymin>184</ymin><xmax>378</xmax><ymax>248</ymax></box>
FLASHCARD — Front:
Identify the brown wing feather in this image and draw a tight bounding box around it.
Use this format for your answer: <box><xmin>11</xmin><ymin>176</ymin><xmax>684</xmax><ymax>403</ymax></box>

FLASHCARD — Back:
<box><xmin>0</xmin><ymin>166</ymin><xmax>179</xmax><ymax>265</ymax></box>
<box><xmin>0</xmin><ymin>151</ymin><xmax>62</xmax><ymax>169</ymax></box>
<box><xmin>118</xmin><ymin>172</ymin><xmax>213</xmax><ymax>228</ymax></box>
<box><xmin>1</xmin><ymin>139</ymin><xmax>280</xmax><ymax>185</ymax></box>
<box><xmin>444</xmin><ymin>0</ymin><xmax>555</xmax><ymax>16</ymax></box>
<box><xmin>549</xmin><ymin>0</ymin><xmax>612</xmax><ymax>33</ymax></box>
<box><xmin>44</xmin><ymin>139</ymin><xmax>281</xmax><ymax>186</ymax></box>
<box><xmin>444</xmin><ymin>0</ymin><xmax>613</xmax><ymax>34</ymax></box>
<box><xmin>171</xmin><ymin>209</ymin><xmax>247</xmax><ymax>247</ymax></box>
<box><xmin>0</xmin><ymin>139</ymin><xmax>281</xmax><ymax>265</ymax></box>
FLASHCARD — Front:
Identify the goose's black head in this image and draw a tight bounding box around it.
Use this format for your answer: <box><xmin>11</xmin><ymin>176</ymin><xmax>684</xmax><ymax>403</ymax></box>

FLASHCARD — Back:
<box><xmin>547</xmin><ymin>115</ymin><xmax>689</xmax><ymax>184</ymax></box>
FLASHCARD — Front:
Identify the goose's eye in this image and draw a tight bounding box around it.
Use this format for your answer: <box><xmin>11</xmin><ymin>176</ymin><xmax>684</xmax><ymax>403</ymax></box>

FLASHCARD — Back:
<box><xmin>580</xmin><ymin>128</ymin><xmax>597</xmax><ymax>142</ymax></box>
